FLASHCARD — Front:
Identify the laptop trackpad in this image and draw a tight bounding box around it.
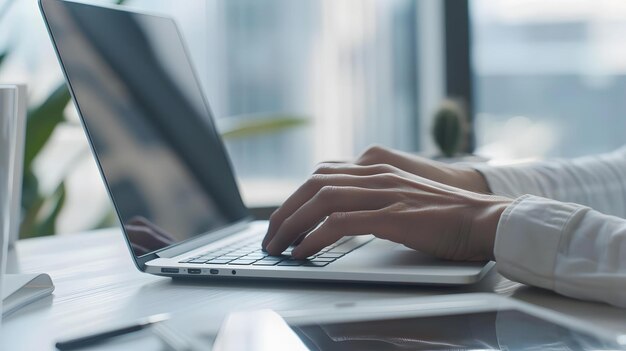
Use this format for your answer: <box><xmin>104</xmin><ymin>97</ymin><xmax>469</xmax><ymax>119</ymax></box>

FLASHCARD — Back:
<box><xmin>339</xmin><ymin>238</ymin><xmax>488</xmax><ymax>271</ymax></box>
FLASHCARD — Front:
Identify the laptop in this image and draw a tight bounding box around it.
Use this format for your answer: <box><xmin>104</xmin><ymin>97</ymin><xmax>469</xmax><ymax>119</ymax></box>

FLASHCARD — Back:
<box><xmin>39</xmin><ymin>0</ymin><xmax>493</xmax><ymax>285</ymax></box>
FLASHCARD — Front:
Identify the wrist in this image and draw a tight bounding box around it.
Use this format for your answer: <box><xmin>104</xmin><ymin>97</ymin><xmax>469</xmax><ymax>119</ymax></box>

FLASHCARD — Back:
<box><xmin>476</xmin><ymin>198</ymin><xmax>510</xmax><ymax>261</ymax></box>
<box><xmin>452</xmin><ymin>166</ymin><xmax>491</xmax><ymax>194</ymax></box>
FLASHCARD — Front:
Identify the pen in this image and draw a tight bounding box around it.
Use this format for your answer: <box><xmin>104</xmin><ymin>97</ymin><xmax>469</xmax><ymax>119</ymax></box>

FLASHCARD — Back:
<box><xmin>55</xmin><ymin>313</ymin><xmax>170</xmax><ymax>350</ymax></box>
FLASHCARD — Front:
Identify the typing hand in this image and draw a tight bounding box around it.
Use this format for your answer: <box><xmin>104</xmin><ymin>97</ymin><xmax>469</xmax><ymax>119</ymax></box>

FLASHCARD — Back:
<box><xmin>354</xmin><ymin>145</ymin><xmax>490</xmax><ymax>194</ymax></box>
<box><xmin>262</xmin><ymin>163</ymin><xmax>511</xmax><ymax>261</ymax></box>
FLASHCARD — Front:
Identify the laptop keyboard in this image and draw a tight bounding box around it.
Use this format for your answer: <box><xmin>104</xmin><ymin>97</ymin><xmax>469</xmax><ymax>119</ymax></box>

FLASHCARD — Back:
<box><xmin>179</xmin><ymin>236</ymin><xmax>372</xmax><ymax>267</ymax></box>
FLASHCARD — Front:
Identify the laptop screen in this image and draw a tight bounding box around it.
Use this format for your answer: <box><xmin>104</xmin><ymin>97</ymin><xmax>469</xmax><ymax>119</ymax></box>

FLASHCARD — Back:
<box><xmin>40</xmin><ymin>0</ymin><xmax>250</xmax><ymax>259</ymax></box>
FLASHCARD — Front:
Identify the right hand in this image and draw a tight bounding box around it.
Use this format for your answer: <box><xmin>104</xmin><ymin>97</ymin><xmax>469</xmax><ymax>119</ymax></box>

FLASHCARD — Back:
<box><xmin>262</xmin><ymin>163</ymin><xmax>509</xmax><ymax>261</ymax></box>
<box><xmin>350</xmin><ymin>145</ymin><xmax>491</xmax><ymax>194</ymax></box>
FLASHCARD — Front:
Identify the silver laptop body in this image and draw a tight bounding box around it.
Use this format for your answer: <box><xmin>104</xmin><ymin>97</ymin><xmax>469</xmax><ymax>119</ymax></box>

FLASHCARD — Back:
<box><xmin>40</xmin><ymin>0</ymin><xmax>492</xmax><ymax>285</ymax></box>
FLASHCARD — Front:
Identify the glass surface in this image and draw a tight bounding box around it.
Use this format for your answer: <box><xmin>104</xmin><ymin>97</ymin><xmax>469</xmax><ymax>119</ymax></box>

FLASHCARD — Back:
<box><xmin>291</xmin><ymin>309</ymin><xmax>623</xmax><ymax>350</ymax></box>
<box><xmin>472</xmin><ymin>0</ymin><xmax>626</xmax><ymax>160</ymax></box>
<box><xmin>41</xmin><ymin>0</ymin><xmax>249</xmax><ymax>257</ymax></box>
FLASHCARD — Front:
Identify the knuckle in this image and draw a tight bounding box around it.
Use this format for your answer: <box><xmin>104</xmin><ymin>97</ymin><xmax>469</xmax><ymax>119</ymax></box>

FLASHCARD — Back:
<box><xmin>313</xmin><ymin>163</ymin><xmax>336</xmax><ymax>174</ymax></box>
<box><xmin>281</xmin><ymin>216</ymin><xmax>294</xmax><ymax>230</ymax></box>
<box><xmin>372</xmin><ymin>172</ymin><xmax>399</xmax><ymax>184</ymax></box>
<box><xmin>308</xmin><ymin>173</ymin><xmax>329</xmax><ymax>187</ymax></box>
<box><xmin>269</xmin><ymin>209</ymin><xmax>280</xmax><ymax>222</ymax></box>
<box><xmin>317</xmin><ymin>185</ymin><xmax>338</xmax><ymax>199</ymax></box>
<box><xmin>364</xmin><ymin>144</ymin><xmax>386</xmax><ymax>155</ymax></box>
<box><xmin>381</xmin><ymin>172</ymin><xmax>401</xmax><ymax>181</ymax></box>
<box><xmin>359</xmin><ymin>144</ymin><xmax>388</xmax><ymax>161</ymax></box>
<box><xmin>371</xmin><ymin>163</ymin><xmax>393</xmax><ymax>174</ymax></box>
<box><xmin>303</xmin><ymin>174</ymin><xmax>329</xmax><ymax>195</ymax></box>
<box><xmin>328</xmin><ymin>211</ymin><xmax>348</xmax><ymax>223</ymax></box>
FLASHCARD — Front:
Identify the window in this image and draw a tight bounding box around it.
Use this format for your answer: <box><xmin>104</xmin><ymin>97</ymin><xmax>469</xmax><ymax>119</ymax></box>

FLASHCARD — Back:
<box><xmin>204</xmin><ymin>0</ymin><xmax>422</xmax><ymax>205</ymax></box>
<box><xmin>2</xmin><ymin>0</ymin><xmax>431</xmax><ymax>235</ymax></box>
<box><xmin>471</xmin><ymin>0</ymin><xmax>626</xmax><ymax>160</ymax></box>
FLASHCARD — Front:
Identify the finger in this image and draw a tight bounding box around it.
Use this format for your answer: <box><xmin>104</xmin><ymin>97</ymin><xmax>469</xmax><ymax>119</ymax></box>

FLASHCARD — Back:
<box><xmin>314</xmin><ymin>162</ymin><xmax>399</xmax><ymax>177</ymax></box>
<box><xmin>355</xmin><ymin>147</ymin><xmax>453</xmax><ymax>186</ymax></box>
<box><xmin>345</xmin><ymin>159</ymin><xmax>457</xmax><ymax>192</ymax></box>
<box><xmin>314</xmin><ymin>160</ymin><xmax>347</xmax><ymax>164</ymax></box>
<box><xmin>290</xmin><ymin>210</ymin><xmax>383</xmax><ymax>259</ymax></box>
<box><xmin>263</xmin><ymin>221</ymin><xmax>321</xmax><ymax>252</ymax></box>
<box><xmin>292</xmin><ymin>228</ymin><xmax>314</xmax><ymax>246</ymax></box>
<box><xmin>315</xmin><ymin>163</ymin><xmax>426</xmax><ymax>188</ymax></box>
<box><xmin>262</xmin><ymin>173</ymin><xmax>386</xmax><ymax>249</ymax></box>
<box><xmin>265</xmin><ymin>186</ymin><xmax>392</xmax><ymax>255</ymax></box>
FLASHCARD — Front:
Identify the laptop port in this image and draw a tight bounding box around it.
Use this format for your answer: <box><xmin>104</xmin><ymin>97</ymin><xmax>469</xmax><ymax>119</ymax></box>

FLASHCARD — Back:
<box><xmin>188</xmin><ymin>268</ymin><xmax>201</xmax><ymax>274</ymax></box>
<box><xmin>209</xmin><ymin>269</ymin><xmax>219</xmax><ymax>275</ymax></box>
<box><xmin>161</xmin><ymin>268</ymin><xmax>179</xmax><ymax>274</ymax></box>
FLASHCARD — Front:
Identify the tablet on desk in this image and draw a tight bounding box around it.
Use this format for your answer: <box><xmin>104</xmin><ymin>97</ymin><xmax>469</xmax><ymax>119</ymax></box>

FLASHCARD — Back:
<box><xmin>215</xmin><ymin>293</ymin><xmax>626</xmax><ymax>351</ymax></box>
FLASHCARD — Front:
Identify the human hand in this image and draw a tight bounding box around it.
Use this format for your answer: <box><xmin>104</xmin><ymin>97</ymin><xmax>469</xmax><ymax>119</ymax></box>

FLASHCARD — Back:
<box><xmin>354</xmin><ymin>145</ymin><xmax>491</xmax><ymax>194</ymax></box>
<box><xmin>262</xmin><ymin>164</ymin><xmax>511</xmax><ymax>261</ymax></box>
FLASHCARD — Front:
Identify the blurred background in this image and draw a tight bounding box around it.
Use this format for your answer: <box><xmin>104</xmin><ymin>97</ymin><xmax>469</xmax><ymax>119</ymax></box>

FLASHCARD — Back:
<box><xmin>1</xmin><ymin>0</ymin><xmax>626</xmax><ymax>238</ymax></box>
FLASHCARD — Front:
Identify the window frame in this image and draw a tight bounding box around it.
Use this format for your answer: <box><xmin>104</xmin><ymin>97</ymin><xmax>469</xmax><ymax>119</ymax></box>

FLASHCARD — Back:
<box><xmin>443</xmin><ymin>0</ymin><xmax>474</xmax><ymax>153</ymax></box>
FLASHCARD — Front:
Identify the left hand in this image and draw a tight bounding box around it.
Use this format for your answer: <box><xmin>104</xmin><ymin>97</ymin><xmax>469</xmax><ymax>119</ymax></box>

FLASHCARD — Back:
<box><xmin>262</xmin><ymin>164</ymin><xmax>511</xmax><ymax>261</ymax></box>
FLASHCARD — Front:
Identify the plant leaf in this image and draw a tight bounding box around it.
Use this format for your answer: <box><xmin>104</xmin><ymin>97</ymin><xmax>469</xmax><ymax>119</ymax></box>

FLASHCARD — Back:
<box><xmin>21</xmin><ymin>168</ymin><xmax>40</xmax><ymax>217</ymax></box>
<box><xmin>33</xmin><ymin>181</ymin><xmax>67</xmax><ymax>237</ymax></box>
<box><xmin>0</xmin><ymin>51</ymin><xmax>8</xmax><ymax>69</ymax></box>
<box><xmin>24</xmin><ymin>83</ymin><xmax>71</xmax><ymax>171</ymax></box>
<box><xmin>220</xmin><ymin>115</ymin><xmax>309</xmax><ymax>140</ymax></box>
<box><xmin>19</xmin><ymin>192</ymin><xmax>45</xmax><ymax>239</ymax></box>
<box><xmin>93</xmin><ymin>208</ymin><xmax>119</xmax><ymax>229</ymax></box>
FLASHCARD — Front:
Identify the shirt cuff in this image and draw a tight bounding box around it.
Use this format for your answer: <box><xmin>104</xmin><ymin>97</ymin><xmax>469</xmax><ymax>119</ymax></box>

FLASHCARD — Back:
<box><xmin>472</xmin><ymin>163</ymin><xmax>528</xmax><ymax>198</ymax></box>
<box><xmin>493</xmin><ymin>194</ymin><xmax>588</xmax><ymax>290</ymax></box>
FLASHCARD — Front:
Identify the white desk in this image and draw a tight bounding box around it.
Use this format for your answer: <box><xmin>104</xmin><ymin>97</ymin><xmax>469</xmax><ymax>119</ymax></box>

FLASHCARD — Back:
<box><xmin>2</xmin><ymin>228</ymin><xmax>626</xmax><ymax>350</ymax></box>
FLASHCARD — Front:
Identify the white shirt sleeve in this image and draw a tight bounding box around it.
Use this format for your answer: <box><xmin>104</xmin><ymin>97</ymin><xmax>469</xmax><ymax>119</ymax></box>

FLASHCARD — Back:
<box><xmin>494</xmin><ymin>195</ymin><xmax>626</xmax><ymax>307</ymax></box>
<box><xmin>474</xmin><ymin>147</ymin><xmax>626</xmax><ymax>217</ymax></box>
<box><xmin>473</xmin><ymin>148</ymin><xmax>626</xmax><ymax>307</ymax></box>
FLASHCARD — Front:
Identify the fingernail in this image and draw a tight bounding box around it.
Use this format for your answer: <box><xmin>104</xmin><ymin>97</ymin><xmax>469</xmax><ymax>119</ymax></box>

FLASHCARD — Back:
<box><xmin>265</xmin><ymin>241</ymin><xmax>277</xmax><ymax>255</ymax></box>
<box><xmin>262</xmin><ymin>230</ymin><xmax>274</xmax><ymax>246</ymax></box>
<box><xmin>291</xmin><ymin>247</ymin><xmax>303</xmax><ymax>258</ymax></box>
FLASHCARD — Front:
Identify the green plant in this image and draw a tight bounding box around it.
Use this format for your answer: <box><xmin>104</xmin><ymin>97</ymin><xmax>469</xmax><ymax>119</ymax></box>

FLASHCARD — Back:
<box><xmin>0</xmin><ymin>10</ymin><xmax>73</xmax><ymax>238</ymax></box>
<box><xmin>19</xmin><ymin>84</ymin><xmax>71</xmax><ymax>238</ymax></box>
<box><xmin>432</xmin><ymin>99</ymin><xmax>469</xmax><ymax>157</ymax></box>
<box><xmin>0</xmin><ymin>0</ymin><xmax>126</xmax><ymax>238</ymax></box>
<box><xmin>0</xmin><ymin>51</ymin><xmax>7</xmax><ymax>66</ymax></box>
<box><xmin>219</xmin><ymin>113</ymin><xmax>309</xmax><ymax>139</ymax></box>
